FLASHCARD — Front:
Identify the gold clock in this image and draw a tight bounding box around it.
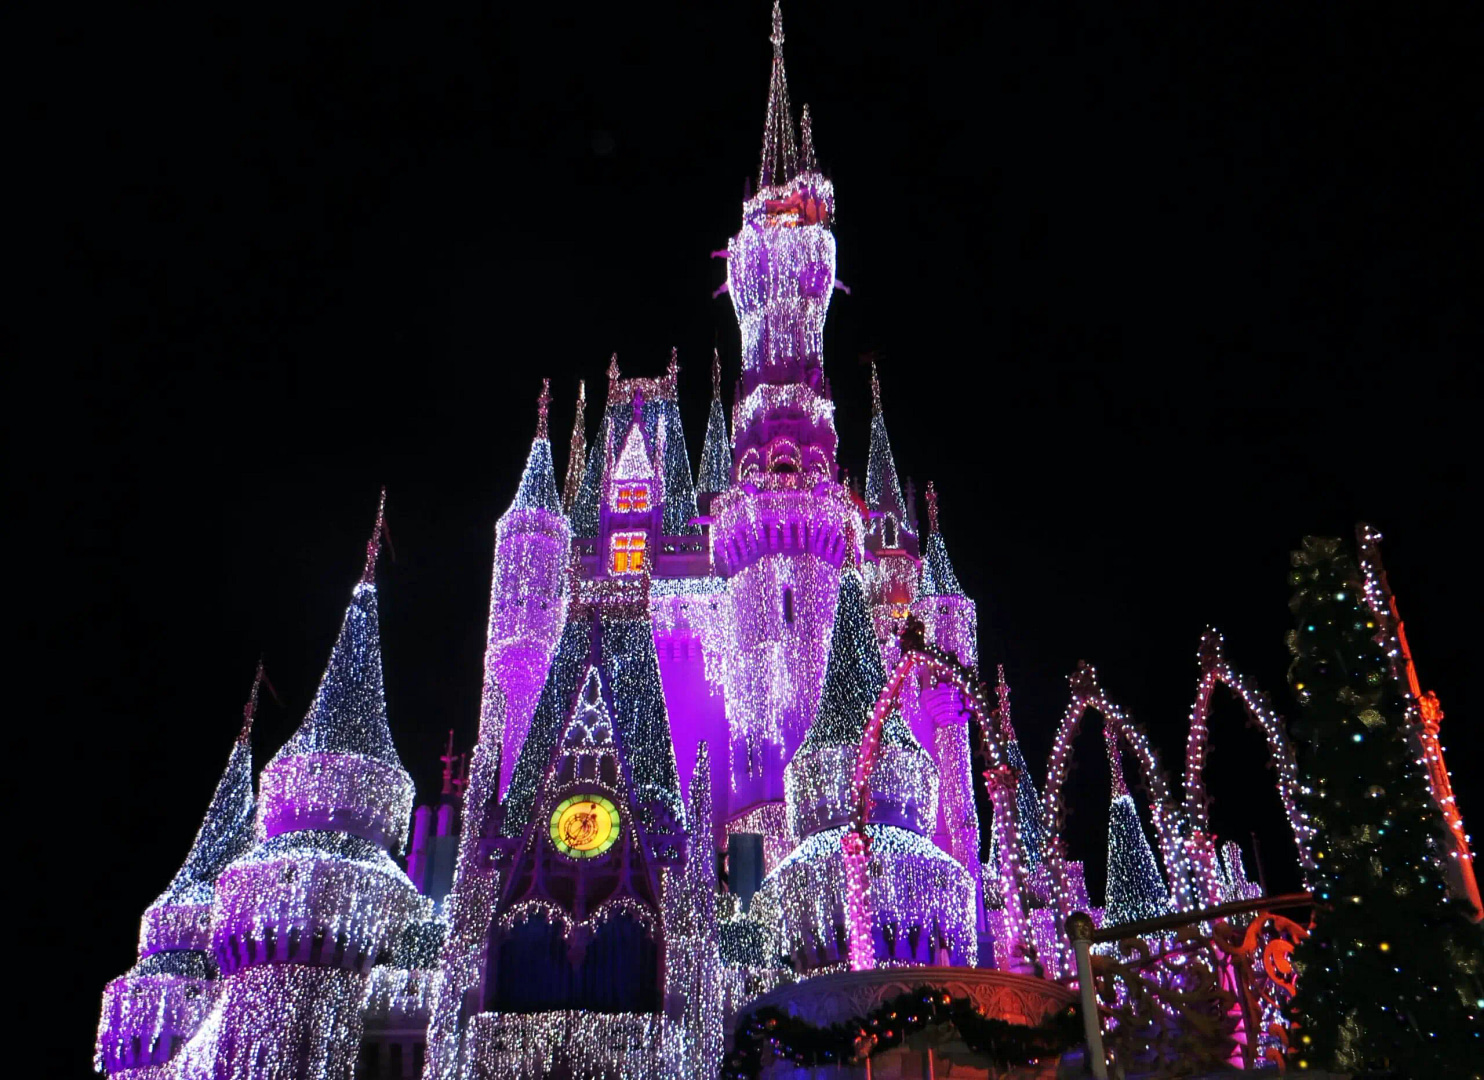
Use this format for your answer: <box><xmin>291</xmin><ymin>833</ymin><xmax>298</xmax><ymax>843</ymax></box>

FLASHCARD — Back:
<box><xmin>550</xmin><ymin>794</ymin><xmax>621</xmax><ymax>859</ymax></box>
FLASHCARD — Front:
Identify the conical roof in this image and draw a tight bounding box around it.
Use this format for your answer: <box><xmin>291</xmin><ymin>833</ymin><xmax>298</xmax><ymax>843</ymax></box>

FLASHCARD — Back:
<box><xmin>569</xmin><ymin>386</ymin><xmax>701</xmax><ymax>536</ymax></box>
<box><xmin>1103</xmin><ymin>793</ymin><xmax>1170</xmax><ymax>926</ymax></box>
<box><xmin>800</xmin><ymin>571</ymin><xmax>919</xmax><ymax>752</ymax></box>
<box><xmin>697</xmin><ymin>352</ymin><xmax>732</xmax><ymax>494</ymax></box>
<box><xmin>509</xmin><ymin>380</ymin><xmax>562</xmax><ymax>514</ymax></box>
<box><xmin>918</xmin><ymin>484</ymin><xmax>966</xmax><ymax>597</ymax></box>
<box><xmin>150</xmin><ymin>727</ymin><xmax>256</xmax><ymax>910</ymax></box>
<box><xmin>990</xmin><ymin>666</ymin><xmax>1045</xmax><ymax>870</ymax></box>
<box><xmin>759</xmin><ymin>1</ymin><xmax>798</xmax><ymax>189</ymax></box>
<box><xmin>865</xmin><ymin>364</ymin><xmax>906</xmax><ymax>521</ymax></box>
<box><xmin>272</xmin><ymin>581</ymin><xmax>404</xmax><ymax>768</ymax></box>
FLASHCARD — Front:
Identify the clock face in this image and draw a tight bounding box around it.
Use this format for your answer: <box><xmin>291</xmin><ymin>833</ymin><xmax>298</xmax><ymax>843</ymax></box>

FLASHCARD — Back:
<box><xmin>549</xmin><ymin>794</ymin><xmax>621</xmax><ymax>859</ymax></box>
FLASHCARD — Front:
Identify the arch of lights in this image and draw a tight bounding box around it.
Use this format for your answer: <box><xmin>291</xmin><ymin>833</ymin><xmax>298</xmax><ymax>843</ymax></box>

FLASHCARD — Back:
<box><xmin>1040</xmin><ymin>663</ymin><xmax>1191</xmax><ymax>978</ymax></box>
<box><xmin>839</xmin><ymin>619</ymin><xmax>1037</xmax><ymax>974</ymax></box>
<box><xmin>1182</xmin><ymin>628</ymin><xmax>1317</xmax><ymax>906</ymax></box>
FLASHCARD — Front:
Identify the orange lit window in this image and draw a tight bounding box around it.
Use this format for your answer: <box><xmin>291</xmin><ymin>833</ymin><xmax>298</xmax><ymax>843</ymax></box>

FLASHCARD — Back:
<box><xmin>610</xmin><ymin>531</ymin><xmax>647</xmax><ymax>575</ymax></box>
<box><xmin>615</xmin><ymin>484</ymin><xmax>650</xmax><ymax>513</ymax></box>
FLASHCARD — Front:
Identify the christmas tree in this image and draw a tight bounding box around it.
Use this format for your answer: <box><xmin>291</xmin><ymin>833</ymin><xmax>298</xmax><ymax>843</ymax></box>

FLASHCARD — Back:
<box><xmin>1285</xmin><ymin>536</ymin><xmax>1482</xmax><ymax>1076</ymax></box>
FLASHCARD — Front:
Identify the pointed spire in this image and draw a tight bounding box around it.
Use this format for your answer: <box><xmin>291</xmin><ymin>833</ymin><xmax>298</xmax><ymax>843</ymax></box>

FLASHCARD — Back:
<box><xmin>697</xmin><ymin>350</ymin><xmax>732</xmax><ymax>495</ymax></box>
<box><xmin>240</xmin><ymin>657</ymin><xmax>265</xmax><ymax>743</ymax></box>
<box><xmin>1104</xmin><ymin>790</ymin><xmax>1170</xmax><ymax>925</ymax></box>
<box><xmin>607</xmin><ymin>353</ymin><xmax>621</xmax><ymax>399</ymax></box>
<box><xmin>440</xmin><ymin>729</ymin><xmax>458</xmax><ymax>796</ymax></box>
<box><xmin>919</xmin><ymin>482</ymin><xmax>966</xmax><ymax>597</ymax></box>
<box><xmin>865</xmin><ymin>365</ymin><xmax>906</xmax><ymax>519</ymax></box>
<box><xmin>362</xmin><ymin>486</ymin><xmax>388</xmax><ymax>584</ymax></box>
<box><xmin>510</xmin><ymin>383</ymin><xmax>563</xmax><ymax>513</ymax></box>
<box><xmin>991</xmin><ymin>664</ymin><xmax>1046</xmax><ymax>870</ymax></box>
<box><xmin>759</xmin><ymin>0</ymin><xmax>799</xmax><ymax>188</ymax></box>
<box><xmin>1104</xmin><ymin>715</ymin><xmax>1130</xmax><ymax>799</ymax></box>
<box><xmin>563</xmin><ymin>380</ymin><xmax>588</xmax><ymax>513</ymax></box>
<box><xmin>799</xmin><ymin>103</ymin><xmax>818</xmax><ymax>173</ymax></box>
<box><xmin>276</xmin><ymin>500</ymin><xmax>404</xmax><ymax>767</ymax></box>
<box><xmin>149</xmin><ymin>669</ymin><xmax>261</xmax><ymax>913</ymax></box>
<box><xmin>667</xmin><ymin>346</ymin><xmax>679</xmax><ymax>381</ymax></box>
<box><xmin>802</xmin><ymin>572</ymin><xmax>918</xmax><ymax>750</ymax></box>
<box><xmin>536</xmin><ymin>377</ymin><xmax>551</xmax><ymax>441</ymax></box>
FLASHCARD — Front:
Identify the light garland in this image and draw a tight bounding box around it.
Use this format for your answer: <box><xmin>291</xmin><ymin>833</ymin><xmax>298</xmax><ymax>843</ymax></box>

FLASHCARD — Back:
<box><xmin>465</xmin><ymin>1011</ymin><xmax>683</xmax><ymax>1080</ymax></box>
<box><xmin>1040</xmin><ymin>662</ymin><xmax>1190</xmax><ymax>977</ymax></box>
<box><xmin>697</xmin><ymin>351</ymin><xmax>733</xmax><ymax>495</ymax></box>
<box><xmin>1182</xmin><ymin>627</ymin><xmax>1315</xmax><ymax>904</ymax></box>
<box><xmin>753</xmin><ymin>823</ymin><xmax>976</xmax><ymax>973</ymax></box>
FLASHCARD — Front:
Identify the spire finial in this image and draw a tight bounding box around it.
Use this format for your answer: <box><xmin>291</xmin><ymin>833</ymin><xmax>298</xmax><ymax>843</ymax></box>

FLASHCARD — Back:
<box><xmin>870</xmin><ymin>359</ymin><xmax>883</xmax><ymax>416</ymax></box>
<box><xmin>925</xmin><ymin>480</ymin><xmax>940</xmax><ymax>534</ymax></box>
<box><xmin>993</xmin><ymin>663</ymin><xmax>1013</xmax><ymax>739</ymax></box>
<box><xmin>608</xmin><ymin>353</ymin><xmax>620</xmax><ymax>392</ymax></box>
<box><xmin>563</xmin><ymin>380</ymin><xmax>589</xmax><ymax>513</ymax></box>
<box><xmin>711</xmin><ymin>348</ymin><xmax>722</xmax><ymax>400</ymax></box>
<box><xmin>800</xmin><ymin>103</ymin><xmax>817</xmax><ymax>173</ymax></box>
<box><xmin>759</xmin><ymin>0</ymin><xmax>798</xmax><ymax>188</ymax></box>
<box><xmin>440</xmin><ymin>729</ymin><xmax>458</xmax><ymax>796</ymax></box>
<box><xmin>667</xmin><ymin>346</ymin><xmax>679</xmax><ymax>381</ymax></box>
<box><xmin>536</xmin><ymin>378</ymin><xmax>551</xmax><ymax>441</ymax></box>
<box><xmin>1104</xmin><ymin>715</ymin><xmax>1130</xmax><ymax>798</ymax></box>
<box><xmin>361</xmin><ymin>486</ymin><xmax>389</xmax><ymax>584</ymax></box>
<box><xmin>241</xmin><ymin>658</ymin><xmax>265</xmax><ymax>743</ymax></box>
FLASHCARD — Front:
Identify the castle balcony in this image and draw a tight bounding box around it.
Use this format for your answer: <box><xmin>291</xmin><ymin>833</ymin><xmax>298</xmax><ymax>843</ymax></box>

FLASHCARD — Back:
<box><xmin>708</xmin><ymin>484</ymin><xmax>864</xmax><ymax>578</ymax></box>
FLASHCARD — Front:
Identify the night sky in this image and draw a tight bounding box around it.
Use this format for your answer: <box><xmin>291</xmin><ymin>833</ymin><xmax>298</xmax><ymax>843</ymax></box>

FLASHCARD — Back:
<box><xmin>22</xmin><ymin>4</ymin><xmax>1471</xmax><ymax>1067</ymax></box>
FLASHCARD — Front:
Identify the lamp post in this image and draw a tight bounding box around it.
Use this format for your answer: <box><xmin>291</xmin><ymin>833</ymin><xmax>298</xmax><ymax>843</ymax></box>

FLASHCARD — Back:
<box><xmin>1065</xmin><ymin>912</ymin><xmax>1108</xmax><ymax>1080</ymax></box>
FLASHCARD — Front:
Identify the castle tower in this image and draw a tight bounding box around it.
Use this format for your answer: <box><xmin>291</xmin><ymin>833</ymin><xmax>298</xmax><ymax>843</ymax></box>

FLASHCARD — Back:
<box><xmin>709</xmin><ymin>3</ymin><xmax>863</xmax><ymax>820</ymax></box>
<box><xmin>95</xmin><ymin>668</ymin><xmax>260</xmax><ymax>1075</ymax></box>
<box><xmin>484</xmin><ymin>381</ymin><xmax>572</xmax><ymax>798</ymax></box>
<box><xmin>205</xmin><ymin>493</ymin><xmax>430</xmax><ymax>1079</ymax></box>
<box><xmin>752</xmin><ymin>571</ymin><xmax>975</xmax><ymax>973</ymax></box>
<box><xmin>561</xmin><ymin>380</ymin><xmax>588</xmax><ymax>514</ymax></box>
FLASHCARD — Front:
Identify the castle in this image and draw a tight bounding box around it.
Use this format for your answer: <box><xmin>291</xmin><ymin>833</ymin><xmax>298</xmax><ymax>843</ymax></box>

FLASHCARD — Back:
<box><xmin>95</xmin><ymin>7</ymin><xmax>1278</xmax><ymax>1078</ymax></box>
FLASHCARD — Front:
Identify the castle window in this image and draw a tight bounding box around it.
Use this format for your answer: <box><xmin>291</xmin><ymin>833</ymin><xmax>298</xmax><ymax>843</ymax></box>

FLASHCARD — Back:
<box><xmin>614</xmin><ymin>484</ymin><xmax>650</xmax><ymax>513</ymax></box>
<box><xmin>783</xmin><ymin>586</ymin><xmax>794</xmax><ymax>625</ymax></box>
<box><xmin>610</xmin><ymin>531</ymin><xmax>647</xmax><ymax>575</ymax></box>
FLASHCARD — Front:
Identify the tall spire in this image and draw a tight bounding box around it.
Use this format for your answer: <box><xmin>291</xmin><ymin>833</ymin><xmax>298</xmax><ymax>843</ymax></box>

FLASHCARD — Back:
<box><xmin>149</xmin><ymin>669</ymin><xmax>261</xmax><ymax>915</ymax></box>
<box><xmin>697</xmin><ymin>349</ymin><xmax>732</xmax><ymax>494</ymax></box>
<box><xmin>992</xmin><ymin>665</ymin><xmax>1046</xmax><ymax>870</ymax></box>
<box><xmin>275</xmin><ymin>492</ymin><xmax>403</xmax><ymax>767</ymax></box>
<box><xmin>362</xmin><ymin>485</ymin><xmax>388</xmax><ymax>585</ymax></box>
<box><xmin>865</xmin><ymin>363</ymin><xmax>906</xmax><ymax>522</ymax></box>
<box><xmin>510</xmin><ymin>381</ymin><xmax>562</xmax><ymax>513</ymax></box>
<box><xmin>759</xmin><ymin>0</ymin><xmax>798</xmax><ymax>189</ymax></box>
<box><xmin>535</xmin><ymin>377</ymin><xmax>551</xmax><ymax>441</ymax></box>
<box><xmin>799</xmin><ymin>103</ymin><xmax>817</xmax><ymax>173</ymax></box>
<box><xmin>918</xmin><ymin>482</ymin><xmax>966</xmax><ymax>597</ymax></box>
<box><xmin>563</xmin><ymin>380</ymin><xmax>588</xmax><ymax>513</ymax></box>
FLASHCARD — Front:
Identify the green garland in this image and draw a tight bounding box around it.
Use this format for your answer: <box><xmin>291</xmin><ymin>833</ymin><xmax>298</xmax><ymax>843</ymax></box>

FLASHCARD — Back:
<box><xmin>723</xmin><ymin>984</ymin><xmax>1082</xmax><ymax>1078</ymax></box>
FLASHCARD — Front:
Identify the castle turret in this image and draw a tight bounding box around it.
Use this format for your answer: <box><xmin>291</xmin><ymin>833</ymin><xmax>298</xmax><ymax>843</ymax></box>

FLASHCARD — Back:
<box><xmin>484</xmin><ymin>381</ymin><xmax>571</xmax><ymax>798</ymax></box>
<box><xmin>95</xmin><ymin>668</ymin><xmax>260</xmax><ymax>1075</ymax></box>
<box><xmin>753</xmin><ymin>571</ymin><xmax>975</xmax><ymax>973</ymax></box>
<box><xmin>864</xmin><ymin>362</ymin><xmax>916</xmax><ymax>557</ymax></box>
<box><xmin>696</xmin><ymin>349</ymin><xmax>732</xmax><ymax>505</ymax></box>
<box><xmin>205</xmin><ymin>492</ymin><xmax>429</xmax><ymax>1080</ymax></box>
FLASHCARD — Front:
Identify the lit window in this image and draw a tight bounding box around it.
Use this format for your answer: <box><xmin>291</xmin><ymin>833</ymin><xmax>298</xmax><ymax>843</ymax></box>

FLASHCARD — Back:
<box><xmin>610</xmin><ymin>532</ymin><xmax>647</xmax><ymax>575</ymax></box>
<box><xmin>614</xmin><ymin>484</ymin><xmax>650</xmax><ymax>513</ymax></box>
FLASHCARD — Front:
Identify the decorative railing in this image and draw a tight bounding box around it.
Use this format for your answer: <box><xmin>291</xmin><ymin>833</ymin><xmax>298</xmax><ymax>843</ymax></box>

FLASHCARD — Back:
<box><xmin>1066</xmin><ymin>893</ymin><xmax>1313</xmax><ymax>1078</ymax></box>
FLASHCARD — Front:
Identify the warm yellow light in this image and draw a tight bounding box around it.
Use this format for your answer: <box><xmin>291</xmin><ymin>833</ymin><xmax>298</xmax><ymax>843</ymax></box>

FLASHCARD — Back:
<box><xmin>1379</xmin><ymin>941</ymin><xmax>1390</xmax><ymax>952</ymax></box>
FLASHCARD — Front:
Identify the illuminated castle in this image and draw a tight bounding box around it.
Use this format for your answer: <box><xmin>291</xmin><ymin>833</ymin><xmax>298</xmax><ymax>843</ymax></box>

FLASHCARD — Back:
<box><xmin>94</xmin><ymin>6</ymin><xmax>1477</xmax><ymax>1080</ymax></box>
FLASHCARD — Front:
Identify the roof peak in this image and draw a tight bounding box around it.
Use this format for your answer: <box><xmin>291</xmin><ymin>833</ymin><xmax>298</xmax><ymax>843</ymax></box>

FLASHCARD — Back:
<box><xmin>759</xmin><ymin>0</ymin><xmax>799</xmax><ymax>188</ymax></box>
<box><xmin>361</xmin><ymin>486</ymin><xmax>389</xmax><ymax>585</ymax></box>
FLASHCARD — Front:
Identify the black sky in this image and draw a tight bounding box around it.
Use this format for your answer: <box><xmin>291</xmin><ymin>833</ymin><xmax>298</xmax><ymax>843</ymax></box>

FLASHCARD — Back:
<box><xmin>18</xmin><ymin>3</ymin><xmax>1473</xmax><ymax>1066</ymax></box>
